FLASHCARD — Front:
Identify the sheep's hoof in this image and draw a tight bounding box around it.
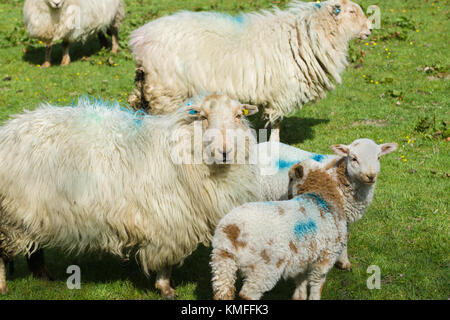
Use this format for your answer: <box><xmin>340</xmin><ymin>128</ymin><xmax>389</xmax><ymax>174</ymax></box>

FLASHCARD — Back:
<box><xmin>41</xmin><ymin>62</ymin><xmax>51</xmax><ymax>68</ymax></box>
<box><xmin>335</xmin><ymin>261</ymin><xmax>352</xmax><ymax>271</ymax></box>
<box><xmin>0</xmin><ymin>284</ymin><xmax>8</xmax><ymax>295</ymax></box>
<box><xmin>61</xmin><ymin>57</ymin><xmax>71</xmax><ymax>66</ymax></box>
<box><xmin>156</xmin><ymin>282</ymin><xmax>177</xmax><ymax>299</ymax></box>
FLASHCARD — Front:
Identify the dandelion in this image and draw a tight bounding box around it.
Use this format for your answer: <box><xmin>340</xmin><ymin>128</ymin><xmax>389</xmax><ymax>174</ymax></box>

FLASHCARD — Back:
<box><xmin>402</xmin><ymin>9</ymin><xmax>406</xmax><ymax>13</ymax></box>
<box><xmin>416</xmin><ymin>29</ymin><xmax>419</xmax><ymax>33</ymax></box>
<box><xmin>406</xmin><ymin>136</ymin><xmax>410</xmax><ymax>139</ymax></box>
<box><xmin>385</xmin><ymin>48</ymin><xmax>388</xmax><ymax>51</ymax></box>
<box><xmin>76</xmin><ymin>72</ymin><xmax>80</xmax><ymax>76</ymax></box>
<box><xmin>113</xmin><ymin>63</ymin><xmax>118</xmax><ymax>67</ymax></box>
<box><xmin>365</xmin><ymin>42</ymin><xmax>369</xmax><ymax>46</ymax></box>
<box><xmin>370</xmin><ymin>79</ymin><xmax>374</xmax><ymax>83</ymax></box>
<box><xmin>408</xmin><ymin>139</ymin><xmax>411</xmax><ymax>144</ymax></box>
<box><xmin>39</xmin><ymin>41</ymin><xmax>43</xmax><ymax>44</ymax></box>
<box><xmin>375</xmin><ymin>81</ymin><xmax>379</xmax><ymax>85</ymax></box>
<box><xmin>114</xmin><ymin>75</ymin><xmax>119</xmax><ymax>79</ymax></box>
<box><xmin>57</xmin><ymin>99</ymin><xmax>61</xmax><ymax>102</ymax></box>
<box><xmin>388</xmin><ymin>52</ymin><xmax>391</xmax><ymax>55</ymax></box>
<box><xmin>363</xmin><ymin>74</ymin><xmax>366</xmax><ymax>78</ymax></box>
<box><xmin>373</xmin><ymin>42</ymin><xmax>377</xmax><ymax>46</ymax></box>
<box><xmin>410</xmin><ymin>42</ymin><xmax>413</xmax><ymax>45</ymax></box>
<box><xmin>26</xmin><ymin>78</ymin><xmax>30</xmax><ymax>82</ymax></box>
<box><xmin>401</xmin><ymin>155</ymin><xmax>405</xmax><ymax>159</ymax></box>
<box><xmin>98</xmin><ymin>61</ymin><xmax>103</xmax><ymax>65</ymax></box>
<box><xmin>403</xmin><ymin>159</ymin><xmax>407</xmax><ymax>162</ymax></box>
<box><xmin>36</xmin><ymin>64</ymin><xmax>40</xmax><ymax>68</ymax></box>
<box><xmin>379</xmin><ymin>138</ymin><xmax>383</xmax><ymax>143</ymax></box>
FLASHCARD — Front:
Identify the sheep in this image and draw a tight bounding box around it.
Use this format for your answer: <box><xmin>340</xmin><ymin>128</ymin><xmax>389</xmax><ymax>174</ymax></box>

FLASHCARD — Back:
<box><xmin>0</xmin><ymin>94</ymin><xmax>262</xmax><ymax>298</ymax></box>
<box><xmin>128</xmin><ymin>0</ymin><xmax>372</xmax><ymax>139</ymax></box>
<box><xmin>211</xmin><ymin>139</ymin><xmax>397</xmax><ymax>300</ymax></box>
<box><xmin>23</xmin><ymin>0</ymin><xmax>125</xmax><ymax>67</ymax></box>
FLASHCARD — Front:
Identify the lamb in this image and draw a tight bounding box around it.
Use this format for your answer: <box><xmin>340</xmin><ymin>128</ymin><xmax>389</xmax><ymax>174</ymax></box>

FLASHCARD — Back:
<box><xmin>128</xmin><ymin>0</ymin><xmax>372</xmax><ymax>139</ymax></box>
<box><xmin>211</xmin><ymin>139</ymin><xmax>397</xmax><ymax>300</ymax></box>
<box><xmin>0</xmin><ymin>94</ymin><xmax>261</xmax><ymax>298</ymax></box>
<box><xmin>23</xmin><ymin>0</ymin><xmax>125</xmax><ymax>67</ymax></box>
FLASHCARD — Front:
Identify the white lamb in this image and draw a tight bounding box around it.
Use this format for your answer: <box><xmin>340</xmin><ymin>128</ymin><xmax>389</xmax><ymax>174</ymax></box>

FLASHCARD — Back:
<box><xmin>129</xmin><ymin>0</ymin><xmax>371</xmax><ymax>138</ymax></box>
<box><xmin>211</xmin><ymin>139</ymin><xmax>397</xmax><ymax>300</ymax></box>
<box><xmin>0</xmin><ymin>94</ymin><xmax>261</xmax><ymax>298</ymax></box>
<box><xmin>23</xmin><ymin>0</ymin><xmax>125</xmax><ymax>67</ymax></box>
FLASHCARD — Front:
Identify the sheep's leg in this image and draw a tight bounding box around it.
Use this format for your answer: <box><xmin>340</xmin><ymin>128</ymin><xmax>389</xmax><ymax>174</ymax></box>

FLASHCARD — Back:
<box><xmin>42</xmin><ymin>44</ymin><xmax>52</xmax><ymax>68</ymax></box>
<box><xmin>0</xmin><ymin>257</ymin><xmax>8</xmax><ymax>295</ymax></box>
<box><xmin>292</xmin><ymin>273</ymin><xmax>308</xmax><ymax>300</ymax></box>
<box><xmin>109</xmin><ymin>27</ymin><xmax>119</xmax><ymax>54</ymax></box>
<box><xmin>239</xmin><ymin>265</ymin><xmax>281</xmax><ymax>300</ymax></box>
<box><xmin>98</xmin><ymin>31</ymin><xmax>108</xmax><ymax>49</ymax></box>
<box><xmin>61</xmin><ymin>41</ymin><xmax>71</xmax><ymax>66</ymax></box>
<box><xmin>211</xmin><ymin>249</ymin><xmax>238</xmax><ymax>300</ymax></box>
<box><xmin>155</xmin><ymin>266</ymin><xmax>176</xmax><ymax>299</ymax></box>
<box><xmin>27</xmin><ymin>249</ymin><xmax>54</xmax><ymax>281</ymax></box>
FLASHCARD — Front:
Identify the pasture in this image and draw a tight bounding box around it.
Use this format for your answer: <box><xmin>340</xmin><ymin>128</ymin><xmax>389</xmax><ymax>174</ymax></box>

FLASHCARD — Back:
<box><xmin>0</xmin><ymin>0</ymin><xmax>448</xmax><ymax>299</ymax></box>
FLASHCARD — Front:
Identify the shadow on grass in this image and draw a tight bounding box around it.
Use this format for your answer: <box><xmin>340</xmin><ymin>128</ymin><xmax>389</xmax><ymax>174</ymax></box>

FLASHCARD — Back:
<box><xmin>249</xmin><ymin>113</ymin><xmax>329</xmax><ymax>145</ymax></box>
<box><xmin>22</xmin><ymin>37</ymin><xmax>107</xmax><ymax>66</ymax></box>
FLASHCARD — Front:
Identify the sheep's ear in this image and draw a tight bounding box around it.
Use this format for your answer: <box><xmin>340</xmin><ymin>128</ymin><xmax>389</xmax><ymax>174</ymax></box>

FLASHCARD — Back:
<box><xmin>380</xmin><ymin>143</ymin><xmax>398</xmax><ymax>156</ymax></box>
<box><xmin>330</xmin><ymin>144</ymin><xmax>349</xmax><ymax>156</ymax></box>
<box><xmin>289</xmin><ymin>163</ymin><xmax>304</xmax><ymax>180</ymax></box>
<box><xmin>241</xmin><ymin>104</ymin><xmax>259</xmax><ymax>116</ymax></box>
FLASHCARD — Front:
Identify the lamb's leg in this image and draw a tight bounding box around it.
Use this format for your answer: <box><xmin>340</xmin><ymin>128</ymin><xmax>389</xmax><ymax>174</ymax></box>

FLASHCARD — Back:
<box><xmin>41</xmin><ymin>44</ymin><xmax>52</xmax><ymax>68</ymax></box>
<box><xmin>98</xmin><ymin>31</ymin><xmax>108</xmax><ymax>49</ymax></box>
<box><xmin>0</xmin><ymin>257</ymin><xmax>8</xmax><ymax>295</ymax></box>
<box><xmin>292</xmin><ymin>273</ymin><xmax>308</xmax><ymax>300</ymax></box>
<box><xmin>308</xmin><ymin>259</ymin><xmax>333</xmax><ymax>300</ymax></box>
<box><xmin>27</xmin><ymin>249</ymin><xmax>54</xmax><ymax>281</ymax></box>
<box><xmin>211</xmin><ymin>249</ymin><xmax>238</xmax><ymax>300</ymax></box>
<box><xmin>155</xmin><ymin>266</ymin><xmax>176</xmax><ymax>299</ymax></box>
<box><xmin>239</xmin><ymin>265</ymin><xmax>281</xmax><ymax>300</ymax></box>
<box><xmin>61</xmin><ymin>40</ymin><xmax>71</xmax><ymax>66</ymax></box>
<box><xmin>335</xmin><ymin>228</ymin><xmax>352</xmax><ymax>270</ymax></box>
<box><xmin>109</xmin><ymin>27</ymin><xmax>119</xmax><ymax>54</ymax></box>
<box><xmin>335</xmin><ymin>244</ymin><xmax>352</xmax><ymax>270</ymax></box>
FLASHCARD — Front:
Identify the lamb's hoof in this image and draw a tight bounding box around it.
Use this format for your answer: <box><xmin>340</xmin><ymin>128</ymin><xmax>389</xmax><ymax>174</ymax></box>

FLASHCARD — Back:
<box><xmin>111</xmin><ymin>47</ymin><xmax>118</xmax><ymax>54</ymax></box>
<box><xmin>41</xmin><ymin>62</ymin><xmax>51</xmax><ymax>68</ymax></box>
<box><xmin>335</xmin><ymin>261</ymin><xmax>352</xmax><ymax>271</ymax></box>
<box><xmin>160</xmin><ymin>287</ymin><xmax>176</xmax><ymax>300</ymax></box>
<box><xmin>0</xmin><ymin>284</ymin><xmax>8</xmax><ymax>295</ymax></box>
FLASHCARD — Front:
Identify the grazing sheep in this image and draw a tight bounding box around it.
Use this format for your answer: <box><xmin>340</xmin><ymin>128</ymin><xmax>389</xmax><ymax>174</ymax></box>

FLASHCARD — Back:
<box><xmin>128</xmin><ymin>0</ymin><xmax>372</xmax><ymax>138</ymax></box>
<box><xmin>0</xmin><ymin>94</ymin><xmax>261</xmax><ymax>298</ymax></box>
<box><xmin>23</xmin><ymin>0</ymin><xmax>125</xmax><ymax>67</ymax></box>
<box><xmin>211</xmin><ymin>139</ymin><xmax>397</xmax><ymax>300</ymax></box>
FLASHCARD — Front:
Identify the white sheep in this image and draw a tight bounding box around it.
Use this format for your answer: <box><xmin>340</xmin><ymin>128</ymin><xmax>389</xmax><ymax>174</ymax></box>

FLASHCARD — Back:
<box><xmin>23</xmin><ymin>0</ymin><xmax>125</xmax><ymax>67</ymax></box>
<box><xmin>128</xmin><ymin>0</ymin><xmax>372</xmax><ymax>138</ymax></box>
<box><xmin>211</xmin><ymin>139</ymin><xmax>397</xmax><ymax>300</ymax></box>
<box><xmin>0</xmin><ymin>94</ymin><xmax>261</xmax><ymax>298</ymax></box>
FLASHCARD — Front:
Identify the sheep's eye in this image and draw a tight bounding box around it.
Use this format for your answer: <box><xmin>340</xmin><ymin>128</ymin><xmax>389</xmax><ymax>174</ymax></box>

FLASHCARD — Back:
<box><xmin>350</xmin><ymin>10</ymin><xmax>356</xmax><ymax>14</ymax></box>
<box><xmin>236</xmin><ymin>114</ymin><xmax>242</xmax><ymax>119</ymax></box>
<box><xmin>351</xmin><ymin>157</ymin><xmax>358</xmax><ymax>163</ymax></box>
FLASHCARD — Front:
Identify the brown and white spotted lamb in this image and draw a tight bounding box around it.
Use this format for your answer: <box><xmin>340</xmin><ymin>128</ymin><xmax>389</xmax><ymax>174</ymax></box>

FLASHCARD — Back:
<box><xmin>211</xmin><ymin>139</ymin><xmax>397</xmax><ymax>300</ymax></box>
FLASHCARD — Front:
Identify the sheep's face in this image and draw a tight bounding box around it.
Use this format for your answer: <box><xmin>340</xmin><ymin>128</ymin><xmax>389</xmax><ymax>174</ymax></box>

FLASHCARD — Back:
<box><xmin>329</xmin><ymin>0</ymin><xmax>372</xmax><ymax>40</ymax></box>
<box><xmin>331</xmin><ymin>139</ymin><xmax>398</xmax><ymax>185</ymax></box>
<box><xmin>188</xmin><ymin>94</ymin><xmax>258</xmax><ymax>164</ymax></box>
<box><xmin>46</xmin><ymin>0</ymin><xmax>65</xmax><ymax>9</ymax></box>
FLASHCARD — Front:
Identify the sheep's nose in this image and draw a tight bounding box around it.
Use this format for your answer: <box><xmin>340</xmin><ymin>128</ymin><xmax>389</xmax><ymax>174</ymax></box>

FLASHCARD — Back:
<box><xmin>364</xmin><ymin>173</ymin><xmax>376</xmax><ymax>183</ymax></box>
<box><xmin>222</xmin><ymin>152</ymin><xmax>228</xmax><ymax>162</ymax></box>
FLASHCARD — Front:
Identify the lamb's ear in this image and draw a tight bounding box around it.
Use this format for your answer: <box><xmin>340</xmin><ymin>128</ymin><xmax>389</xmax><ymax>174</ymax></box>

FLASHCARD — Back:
<box><xmin>330</xmin><ymin>144</ymin><xmax>349</xmax><ymax>156</ymax></box>
<box><xmin>289</xmin><ymin>163</ymin><xmax>304</xmax><ymax>180</ymax></box>
<box><xmin>380</xmin><ymin>143</ymin><xmax>398</xmax><ymax>156</ymax></box>
<box><xmin>330</xmin><ymin>3</ymin><xmax>342</xmax><ymax>16</ymax></box>
<box><xmin>187</xmin><ymin>106</ymin><xmax>202</xmax><ymax>118</ymax></box>
<box><xmin>241</xmin><ymin>104</ymin><xmax>259</xmax><ymax>116</ymax></box>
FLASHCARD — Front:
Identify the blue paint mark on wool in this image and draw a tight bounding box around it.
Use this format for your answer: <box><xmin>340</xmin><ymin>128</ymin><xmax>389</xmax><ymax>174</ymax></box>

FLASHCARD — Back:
<box><xmin>292</xmin><ymin>193</ymin><xmax>330</xmax><ymax>212</ymax></box>
<box><xmin>311</xmin><ymin>154</ymin><xmax>325</xmax><ymax>162</ymax></box>
<box><xmin>277</xmin><ymin>159</ymin><xmax>299</xmax><ymax>170</ymax></box>
<box><xmin>294</xmin><ymin>219</ymin><xmax>317</xmax><ymax>238</ymax></box>
<box><xmin>232</xmin><ymin>15</ymin><xmax>245</xmax><ymax>24</ymax></box>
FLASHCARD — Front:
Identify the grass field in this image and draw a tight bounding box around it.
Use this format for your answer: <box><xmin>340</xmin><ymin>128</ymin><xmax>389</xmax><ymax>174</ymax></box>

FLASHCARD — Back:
<box><xmin>0</xmin><ymin>0</ymin><xmax>448</xmax><ymax>300</ymax></box>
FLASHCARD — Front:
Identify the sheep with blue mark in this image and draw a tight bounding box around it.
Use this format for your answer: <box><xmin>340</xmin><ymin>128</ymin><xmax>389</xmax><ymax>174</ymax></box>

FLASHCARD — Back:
<box><xmin>0</xmin><ymin>94</ymin><xmax>262</xmax><ymax>298</ymax></box>
<box><xmin>211</xmin><ymin>139</ymin><xmax>398</xmax><ymax>300</ymax></box>
<box><xmin>128</xmin><ymin>0</ymin><xmax>372</xmax><ymax>140</ymax></box>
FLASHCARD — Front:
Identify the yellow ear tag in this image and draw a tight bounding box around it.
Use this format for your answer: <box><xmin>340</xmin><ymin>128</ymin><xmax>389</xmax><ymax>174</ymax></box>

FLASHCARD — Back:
<box><xmin>243</xmin><ymin>108</ymin><xmax>249</xmax><ymax>115</ymax></box>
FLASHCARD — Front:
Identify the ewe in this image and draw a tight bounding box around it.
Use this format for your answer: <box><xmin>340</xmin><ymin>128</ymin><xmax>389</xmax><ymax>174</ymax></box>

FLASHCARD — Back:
<box><xmin>0</xmin><ymin>95</ymin><xmax>260</xmax><ymax>298</ymax></box>
<box><xmin>24</xmin><ymin>0</ymin><xmax>125</xmax><ymax>67</ymax></box>
<box><xmin>129</xmin><ymin>0</ymin><xmax>371</xmax><ymax>139</ymax></box>
<box><xmin>211</xmin><ymin>139</ymin><xmax>397</xmax><ymax>300</ymax></box>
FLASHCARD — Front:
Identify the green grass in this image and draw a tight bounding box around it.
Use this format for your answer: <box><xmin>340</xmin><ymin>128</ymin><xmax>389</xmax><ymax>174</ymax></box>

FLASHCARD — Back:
<box><xmin>0</xmin><ymin>0</ymin><xmax>449</xmax><ymax>300</ymax></box>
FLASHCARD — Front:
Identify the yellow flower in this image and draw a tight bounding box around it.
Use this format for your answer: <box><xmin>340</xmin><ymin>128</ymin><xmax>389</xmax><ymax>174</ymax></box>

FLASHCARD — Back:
<box><xmin>26</xmin><ymin>78</ymin><xmax>30</xmax><ymax>82</ymax></box>
<box><xmin>113</xmin><ymin>63</ymin><xmax>118</xmax><ymax>67</ymax></box>
<box><xmin>373</xmin><ymin>42</ymin><xmax>377</xmax><ymax>46</ymax></box>
<box><xmin>379</xmin><ymin>138</ymin><xmax>383</xmax><ymax>143</ymax></box>
<box><xmin>403</xmin><ymin>159</ymin><xmax>407</xmax><ymax>162</ymax></box>
<box><xmin>402</xmin><ymin>9</ymin><xmax>406</xmax><ymax>13</ymax></box>
<box><xmin>401</xmin><ymin>155</ymin><xmax>405</xmax><ymax>158</ymax></box>
<box><xmin>388</xmin><ymin>52</ymin><xmax>391</xmax><ymax>55</ymax></box>
<box><xmin>410</xmin><ymin>42</ymin><xmax>413</xmax><ymax>45</ymax></box>
<box><xmin>375</xmin><ymin>81</ymin><xmax>379</xmax><ymax>85</ymax></box>
<box><xmin>406</xmin><ymin>136</ymin><xmax>410</xmax><ymax>139</ymax></box>
<box><xmin>370</xmin><ymin>80</ymin><xmax>374</xmax><ymax>83</ymax></box>
<box><xmin>365</xmin><ymin>42</ymin><xmax>369</xmax><ymax>46</ymax></box>
<box><xmin>416</xmin><ymin>29</ymin><xmax>419</xmax><ymax>32</ymax></box>
<box><xmin>36</xmin><ymin>64</ymin><xmax>40</xmax><ymax>67</ymax></box>
<box><xmin>385</xmin><ymin>48</ymin><xmax>388</xmax><ymax>51</ymax></box>
<box><xmin>363</xmin><ymin>74</ymin><xmax>366</xmax><ymax>78</ymax></box>
<box><xmin>98</xmin><ymin>61</ymin><xmax>103</xmax><ymax>65</ymax></box>
<box><xmin>76</xmin><ymin>72</ymin><xmax>80</xmax><ymax>76</ymax></box>
<box><xmin>408</xmin><ymin>139</ymin><xmax>411</xmax><ymax>144</ymax></box>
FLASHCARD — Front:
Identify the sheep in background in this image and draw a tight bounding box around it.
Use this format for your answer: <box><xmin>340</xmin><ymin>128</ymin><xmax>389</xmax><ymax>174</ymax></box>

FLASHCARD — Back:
<box><xmin>0</xmin><ymin>95</ymin><xmax>261</xmax><ymax>298</ymax></box>
<box><xmin>211</xmin><ymin>139</ymin><xmax>397</xmax><ymax>300</ymax></box>
<box><xmin>128</xmin><ymin>0</ymin><xmax>371</xmax><ymax>139</ymax></box>
<box><xmin>23</xmin><ymin>0</ymin><xmax>125</xmax><ymax>67</ymax></box>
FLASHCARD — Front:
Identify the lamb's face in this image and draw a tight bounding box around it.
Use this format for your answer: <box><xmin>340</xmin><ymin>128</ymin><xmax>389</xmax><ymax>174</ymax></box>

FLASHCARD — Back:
<box><xmin>188</xmin><ymin>94</ymin><xmax>258</xmax><ymax>164</ymax></box>
<box><xmin>331</xmin><ymin>139</ymin><xmax>398</xmax><ymax>185</ymax></box>
<box><xmin>331</xmin><ymin>0</ymin><xmax>372</xmax><ymax>40</ymax></box>
<box><xmin>46</xmin><ymin>0</ymin><xmax>65</xmax><ymax>9</ymax></box>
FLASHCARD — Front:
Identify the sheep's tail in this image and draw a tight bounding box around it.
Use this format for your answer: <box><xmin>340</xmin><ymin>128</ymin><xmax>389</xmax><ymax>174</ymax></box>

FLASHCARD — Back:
<box><xmin>210</xmin><ymin>248</ymin><xmax>238</xmax><ymax>300</ymax></box>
